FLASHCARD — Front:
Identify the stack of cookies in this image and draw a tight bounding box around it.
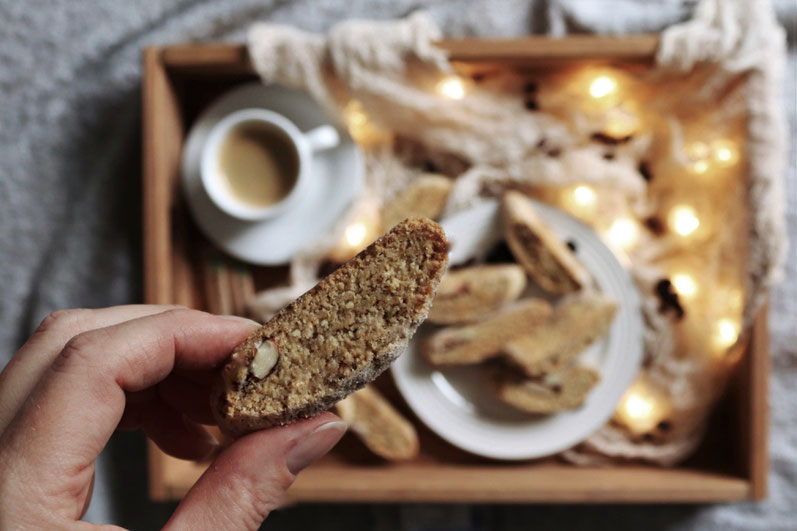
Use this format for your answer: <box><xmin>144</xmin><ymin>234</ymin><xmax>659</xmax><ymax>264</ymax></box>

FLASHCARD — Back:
<box><xmin>423</xmin><ymin>191</ymin><xmax>617</xmax><ymax>414</ymax></box>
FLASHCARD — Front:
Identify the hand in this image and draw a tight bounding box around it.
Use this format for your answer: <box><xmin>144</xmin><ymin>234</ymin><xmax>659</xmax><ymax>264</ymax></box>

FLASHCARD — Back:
<box><xmin>0</xmin><ymin>306</ymin><xmax>347</xmax><ymax>530</ymax></box>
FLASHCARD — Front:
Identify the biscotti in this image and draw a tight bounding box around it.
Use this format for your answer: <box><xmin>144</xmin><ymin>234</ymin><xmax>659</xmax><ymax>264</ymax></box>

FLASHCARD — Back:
<box><xmin>503</xmin><ymin>292</ymin><xmax>617</xmax><ymax>377</ymax></box>
<box><xmin>212</xmin><ymin>218</ymin><xmax>449</xmax><ymax>437</ymax></box>
<box><xmin>493</xmin><ymin>366</ymin><xmax>599</xmax><ymax>414</ymax></box>
<box><xmin>380</xmin><ymin>173</ymin><xmax>453</xmax><ymax>232</ymax></box>
<box><xmin>427</xmin><ymin>264</ymin><xmax>527</xmax><ymax>325</ymax></box>
<box><xmin>502</xmin><ymin>191</ymin><xmax>591</xmax><ymax>294</ymax></box>
<box><xmin>423</xmin><ymin>298</ymin><xmax>552</xmax><ymax>366</ymax></box>
<box><xmin>335</xmin><ymin>385</ymin><xmax>419</xmax><ymax>461</ymax></box>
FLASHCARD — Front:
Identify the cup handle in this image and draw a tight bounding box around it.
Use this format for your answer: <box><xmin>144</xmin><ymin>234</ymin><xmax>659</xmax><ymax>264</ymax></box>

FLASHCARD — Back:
<box><xmin>304</xmin><ymin>125</ymin><xmax>340</xmax><ymax>152</ymax></box>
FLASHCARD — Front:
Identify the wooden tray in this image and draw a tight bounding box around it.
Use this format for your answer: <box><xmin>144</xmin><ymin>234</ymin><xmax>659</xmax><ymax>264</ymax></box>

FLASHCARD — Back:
<box><xmin>142</xmin><ymin>37</ymin><xmax>769</xmax><ymax>503</ymax></box>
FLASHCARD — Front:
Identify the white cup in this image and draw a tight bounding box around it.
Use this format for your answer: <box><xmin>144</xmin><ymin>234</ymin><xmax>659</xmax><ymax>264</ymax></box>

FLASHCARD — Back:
<box><xmin>201</xmin><ymin>108</ymin><xmax>340</xmax><ymax>221</ymax></box>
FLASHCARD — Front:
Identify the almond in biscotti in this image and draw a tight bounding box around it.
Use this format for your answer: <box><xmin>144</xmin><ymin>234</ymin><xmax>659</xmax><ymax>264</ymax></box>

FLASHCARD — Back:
<box><xmin>502</xmin><ymin>190</ymin><xmax>591</xmax><ymax>294</ymax></box>
<box><xmin>212</xmin><ymin>218</ymin><xmax>449</xmax><ymax>437</ymax></box>
<box><xmin>427</xmin><ymin>264</ymin><xmax>527</xmax><ymax>325</ymax></box>
<box><xmin>422</xmin><ymin>298</ymin><xmax>552</xmax><ymax>367</ymax></box>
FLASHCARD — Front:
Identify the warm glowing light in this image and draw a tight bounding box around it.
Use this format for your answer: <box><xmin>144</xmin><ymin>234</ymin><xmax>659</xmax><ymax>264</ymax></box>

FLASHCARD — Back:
<box><xmin>686</xmin><ymin>141</ymin><xmax>710</xmax><ymax>160</ymax></box>
<box><xmin>671</xmin><ymin>273</ymin><xmax>698</xmax><ymax>299</ymax></box>
<box><xmin>712</xmin><ymin>139</ymin><xmax>739</xmax><ymax>166</ymax></box>
<box><xmin>572</xmin><ymin>185</ymin><xmax>596</xmax><ymax>207</ymax></box>
<box><xmin>328</xmin><ymin>203</ymin><xmax>381</xmax><ymax>263</ymax></box>
<box><xmin>605</xmin><ymin>217</ymin><xmax>639</xmax><ymax>251</ymax></box>
<box><xmin>668</xmin><ymin>205</ymin><xmax>700</xmax><ymax>236</ymax></box>
<box><xmin>615</xmin><ymin>380</ymin><xmax>668</xmax><ymax>434</ymax></box>
<box><xmin>686</xmin><ymin>142</ymin><xmax>711</xmax><ymax>174</ymax></box>
<box><xmin>604</xmin><ymin>106</ymin><xmax>639</xmax><ymax>138</ymax></box>
<box><xmin>623</xmin><ymin>393</ymin><xmax>654</xmax><ymax>420</ymax></box>
<box><xmin>344</xmin><ymin>101</ymin><xmax>368</xmax><ymax>128</ymax></box>
<box><xmin>714</xmin><ymin>318</ymin><xmax>740</xmax><ymax>349</ymax></box>
<box><xmin>344</xmin><ymin>223</ymin><xmax>368</xmax><ymax>247</ymax></box>
<box><xmin>589</xmin><ymin>75</ymin><xmax>617</xmax><ymax>99</ymax></box>
<box><xmin>690</xmin><ymin>159</ymin><xmax>710</xmax><ymax>174</ymax></box>
<box><xmin>436</xmin><ymin>76</ymin><xmax>466</xmax><ymax>99</ymax></box>
<box><xmin>343</xmin><ymin>100</ymin><xmax>391</xmax><ymax>145</ymax></box>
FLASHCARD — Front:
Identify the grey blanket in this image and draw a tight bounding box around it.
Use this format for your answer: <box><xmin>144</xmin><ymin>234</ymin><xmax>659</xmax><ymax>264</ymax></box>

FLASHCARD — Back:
<box><xmin>1</xmin><ymin>1</ymin><xmax>794</xmax><ymax>529</ymax></box>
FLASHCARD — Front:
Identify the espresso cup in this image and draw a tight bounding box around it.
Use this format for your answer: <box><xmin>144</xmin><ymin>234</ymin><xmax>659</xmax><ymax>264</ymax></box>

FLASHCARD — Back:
<box><xmin>201</xmin><ymin>108</ymin><xmax>340</xmax><ymax>221</ymax></box>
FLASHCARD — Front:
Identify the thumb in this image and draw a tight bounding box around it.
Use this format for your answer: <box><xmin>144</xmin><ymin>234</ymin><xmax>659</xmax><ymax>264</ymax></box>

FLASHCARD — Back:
<box><xmin>164</xmin><ymin>412</ymin><xmax>346</xmax><ymax>530</ymax></box>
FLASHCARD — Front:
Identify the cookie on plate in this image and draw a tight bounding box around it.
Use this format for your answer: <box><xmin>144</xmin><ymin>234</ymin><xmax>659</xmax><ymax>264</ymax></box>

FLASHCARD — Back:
<box><xmin>335</xmin><ymin>385</ymin><xmax>419</xmax><ymax>461</ymax></box>
<box><xmin>427</xmin><ymin>264</ymin><xmax>527</xmax><ymax>325</ymax></box>
<box><xmin>502</xmin><ymin>190</ymin><xmax>591</xmax><ymax>294</ymax></box>
<box><xmin>212</xmin><ymin>217</ymin><xmax>449</xmax><ymax>437</ymax></box>
<box><xmin>380</xmin><ymin>173</ymin><xmax>453</xmax><ymax>232</ymax></box>
<box><xmin>503</xmin><ymin>292</ymin><xmax>617</xmax><ymax>377</ymax></box>
<box><xmin>423</xmin><ymin>298</ymin><xmax>552</xmax><ymax>366</ymax></box>
<box><xmin>493</xmin><ymin>365</ymin><xmax>599</xmax><ymax>414</ymax></box>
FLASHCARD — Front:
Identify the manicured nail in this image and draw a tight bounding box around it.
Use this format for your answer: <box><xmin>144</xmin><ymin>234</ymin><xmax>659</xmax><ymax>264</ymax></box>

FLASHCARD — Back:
<box><xmin>286</xmin><ymin>421</ymin><xmax>348</xmax><ymax>474</ymax></box>
<box><xmin>218</xmin><ymin>315</ymin><xmax>261</xmax><ymax>327</ymax></box>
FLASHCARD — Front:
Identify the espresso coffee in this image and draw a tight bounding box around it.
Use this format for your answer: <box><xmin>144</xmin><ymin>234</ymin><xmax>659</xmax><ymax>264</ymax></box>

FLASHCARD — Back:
<box><xmin>216</xmin><ymin>121</ymin><xmax>299</xmax><ymax>207</ymax></box>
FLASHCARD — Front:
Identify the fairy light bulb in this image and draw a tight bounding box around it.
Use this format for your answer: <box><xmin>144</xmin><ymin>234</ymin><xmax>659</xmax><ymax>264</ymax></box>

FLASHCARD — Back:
<box><xmin>436</xmin><ymin>76</ymin><xmax>466</xmax><ymax>99</ymax></box>
<box><xmin>686</xmin><ymin>142</ymin><xmax>711</xmax><ymax>174</ymax></box>
<box><xmin>690</xmin><ymin>159</ymin><xmax>710</xmax><ymax>175</ymax></box>
<box><xmin>668</xmin><ymin>205</ymin><xmax>700</xmax><ymax>236</ymax></box>
<box><xmin>604</xmin><ymin>106</ymin><xmax>639</xmax><ymax>138</ymax></box>
<box><xmin>589</xmin><ymin>75</ymin><xmax>617</xmax><ymax>99</ymax></box>
<box><xmin>345</xmin><ymin>223</ymin><xmax>367</xmax><ymax>247</ymax></box>
<box><xmin>623</xmin><ymin>393</ymin><xmax>654</xmax><ymax>421</ymax></box>
<box><xmin>687</xmin><ymin>142</ymin><xmax>710</xmax><ymax>159</ymax></box>
<box><xmin>712</xmin><ymin>139</ymin><xmax>739</xmax><ymax>166</ymax></box>
<box><xmin>616</xmin><ymin>381</ymin><xmax>667</xmax><ymax>434</ymax></box>
<box><xmin>606</xmin><ymin>217</ymin><xmax>639</xmax><ymax>251</ymax></box>
<box><xmin>572</xmin><ymin>185</ymin><xmax>596</xmax><ymax>207</ymax></box>
<box><xmin>714</xmin><ymin>318</ymin><xmax>740</xmax><ymax>349</ymax></box>
<box><xmin>671</xmin><ymin>273</ymin><xmax>698</xmax><ymax>299</ymax></box>
<box><xmin>328</xmin><ymin>202</ymin><xmax>381</xmax><ymax>263</ymax></box>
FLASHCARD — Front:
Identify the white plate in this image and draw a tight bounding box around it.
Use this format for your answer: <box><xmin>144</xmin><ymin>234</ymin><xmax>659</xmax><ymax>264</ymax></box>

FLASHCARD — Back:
<box><xmin>392</xmin><ymin>198</ymin><xmax>644</xmax><ymax>460</ymax></box>
<box><xmin>181</xmin><ymin>82</ymin><xmax>364</xmax><ymax>265</ymax></box>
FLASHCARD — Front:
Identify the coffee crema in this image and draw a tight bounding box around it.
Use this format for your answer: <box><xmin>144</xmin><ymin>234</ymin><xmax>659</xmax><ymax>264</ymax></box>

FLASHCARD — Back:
<box><xmin>216</xmin><ymin>121</ymin><xmax>299</xmax><ymax>207</ymax></box>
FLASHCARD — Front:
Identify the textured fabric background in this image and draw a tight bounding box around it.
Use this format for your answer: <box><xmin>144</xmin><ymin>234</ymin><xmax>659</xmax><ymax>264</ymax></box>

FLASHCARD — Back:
<box><xmin>0</xmin><ymin>0</ymin><xmax>794</xmax><ymax>529</ymax></box>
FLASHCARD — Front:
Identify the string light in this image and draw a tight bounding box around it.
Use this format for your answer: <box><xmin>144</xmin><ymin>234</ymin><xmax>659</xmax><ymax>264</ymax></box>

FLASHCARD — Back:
<box><xmin>686</xmin><ymin>141</ymin><xmax>711</xmax><ymax>174</ymax></box>
<box><xmin>604</xmin><ymin>106</ymin><xmax>639</xmax><ymax>138</ymax></box>
<box><xmin>668</xmin><ymin>205</ymin><xmax>700</xmax><ymax>236</ymax></box>
<box><xmin>686</xmin><ymin>141</ymin><xmax>710</xmax><ymax>160</ymax></box>
<box><xmin>436</xmin><ymin>76</ymin><xmax>466</xmax><ymax>100</ymax></box>
<box><xmin>615</xmin><ymin>380</ymin><xmax>668</xmax><ymax>434</ymax></box>
<box><xmin>328</xmin><ymin>203</ymin><xmax>381</xmax><ymax>263</ymax></box>
<box><xmin>712</xmin><ymin>139</ymin><xmax>739</xmax><ymax>166</ymax></box>
<box><xmin>344</xmin><ymin>100</ymin><xmax>367</xmax><ymax>129</ymax></box>
<box><xmin>714</xmin><ymin>318</ymin><xmax>740</xmax><ymax>349</ymax></box>
<box><xmin>623</xmin><ymin>393</ymin><xmax>654</xmax><ymax>421</ymax></box>
<box><xmin>572</xmin><ymin>185</ymin><xmax>596</xmax><ymax>207</ymax></box>
<box><xmin>605</xmin><ymin>217</ymin><xmax>640</xmax><ymax>251</ymax></box>
<box><xmin>671</xmin><ymin>272</ymin><xmax>698</xmax><ymax>299</ymax></box>
<box><xmin>589</xmin><ymin>75</ymin><xmax>617</xmax><ymax>99</ymax></box>
<box><xmin>342</xmin><ymin>100</ymin><xmax>391</xmax><ymax>145</ymax></box>
<box><xmin>344</xmin><ymin>223</ymin><xmax>367</xmax><ymax>247</ymax></box>
<box><xmin>689</xmin><ymin>159</ymin><xmax>710</xmax><ymax>175</ymax></box>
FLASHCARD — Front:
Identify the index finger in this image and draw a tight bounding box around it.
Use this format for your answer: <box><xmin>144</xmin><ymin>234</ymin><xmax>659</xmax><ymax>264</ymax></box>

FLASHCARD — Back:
<box><xmin>0</xmin><ymin>309</ymin><xmax>258</xmax><ymax>485</ymax></box>
<box><xmin>0</xmin><ymin>304</ymin><xmax>185</xmax><ymax>434</ymax></box>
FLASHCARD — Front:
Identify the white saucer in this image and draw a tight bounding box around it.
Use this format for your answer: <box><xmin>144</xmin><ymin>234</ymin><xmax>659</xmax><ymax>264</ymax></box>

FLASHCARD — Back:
<box><xmin>392</xmin><ymin>198</ymin><xmax>644</xmax><ymax>460</ymax></box>
<box><xmin>181</xmin><ymin>82</ymin><xmax>364</xmax><ymax>265</ymax></box>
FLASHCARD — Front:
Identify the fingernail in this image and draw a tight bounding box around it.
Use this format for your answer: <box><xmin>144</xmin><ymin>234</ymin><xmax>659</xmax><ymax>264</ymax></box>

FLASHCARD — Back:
<box><xmin>286</xmin><ymin>420</ymin><xmax>347</xmax><ymax>475</ymax></box>
<box><xmin>218</xmin><ymin>315</ymin><xmax>261</xmax><ymax>328</ymax></box>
